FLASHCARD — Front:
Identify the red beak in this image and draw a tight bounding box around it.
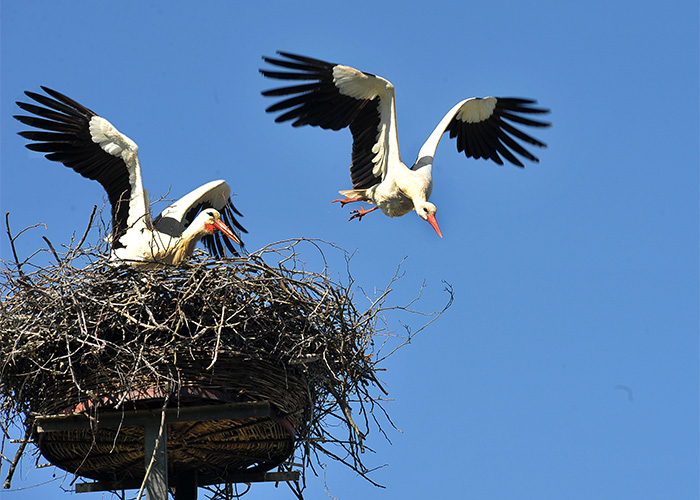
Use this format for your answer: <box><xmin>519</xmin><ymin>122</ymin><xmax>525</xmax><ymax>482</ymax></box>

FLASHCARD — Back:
<box><xmin>213</xmin><ymin>219</ymin><xmax>241</xmax><ymax>245</ymax></box>
<box><xmin>427</xmin><ymin>214</ymin><xmax>442</xmax><ymax>238</ymax></box>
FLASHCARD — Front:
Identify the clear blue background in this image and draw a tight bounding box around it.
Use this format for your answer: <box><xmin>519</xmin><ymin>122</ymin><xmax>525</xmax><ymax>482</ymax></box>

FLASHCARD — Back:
<box><xmin>1</xmin><ymin>1</ymin><xmax>698</xmax><ymax>499</ymax></box>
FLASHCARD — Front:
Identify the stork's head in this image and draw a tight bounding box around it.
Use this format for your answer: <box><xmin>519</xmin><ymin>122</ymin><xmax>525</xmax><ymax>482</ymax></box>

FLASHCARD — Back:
<box><xmin>198</xmin><ymin>208</ymin><xmax>241</xmax><ymax>244</ymax></box>
<box><xmin>415</xmin><ymin>201</ymin><xmax>442</xmax><ymax>238</ymax></box>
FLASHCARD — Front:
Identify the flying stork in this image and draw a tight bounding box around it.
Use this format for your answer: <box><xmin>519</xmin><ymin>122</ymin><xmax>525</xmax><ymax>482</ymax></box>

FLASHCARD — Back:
<box><xmin>14</xmin><ymin>87</ymin><xmax>247</xmax><ymax>266</ymax></box>
<box><xmin>260</xmin><ymin>52</ymin><xmax>551</xmax><ymax>237</ymax></box>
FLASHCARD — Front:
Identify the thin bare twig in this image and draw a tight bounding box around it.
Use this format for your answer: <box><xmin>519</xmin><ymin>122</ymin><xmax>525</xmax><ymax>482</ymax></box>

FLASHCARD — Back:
<box><xmin>74</xmin><ymin>205</ymin><xmax>98</xmax><ymax>252</ymax></box>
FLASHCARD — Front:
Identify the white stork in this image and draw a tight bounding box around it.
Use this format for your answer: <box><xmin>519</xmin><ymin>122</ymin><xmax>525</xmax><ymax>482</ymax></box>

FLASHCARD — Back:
<box><xmin>260</xmin><ymin>52</ymin><xmax>551</xmax><ymax>237</ymax></box>
<box><xmin>14</xmin><ymin>87</ymin><xmax>246</xmax><ymax>266</ymax></box>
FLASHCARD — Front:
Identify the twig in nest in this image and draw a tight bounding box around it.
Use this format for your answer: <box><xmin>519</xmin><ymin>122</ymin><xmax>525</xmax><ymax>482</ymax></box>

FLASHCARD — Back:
<box><xmin>206</xmin><ymin>305</ymin><xmax>225</xmax><ymax>370</ymax></box>
<box><xmin>42</xmin><ymin>236</ymin><xmax>60</xmax><ymax>264</ymax></box>
<box><xmin>4</xmin><ymin>212</ymin><xmax>46</xmax><ymax>278</ymax></box>
<box><xmin>74</xmin><ymin>205</ymin><xmax>97</xmax><ymax>252</ymax></box>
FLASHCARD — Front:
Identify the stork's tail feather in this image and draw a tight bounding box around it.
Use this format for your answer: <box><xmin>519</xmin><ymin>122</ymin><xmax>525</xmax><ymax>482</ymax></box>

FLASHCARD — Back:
<box><xmin>338</xmin><ymin>189</ymin><xmax>368</xmax><ymax>199</ymax></box>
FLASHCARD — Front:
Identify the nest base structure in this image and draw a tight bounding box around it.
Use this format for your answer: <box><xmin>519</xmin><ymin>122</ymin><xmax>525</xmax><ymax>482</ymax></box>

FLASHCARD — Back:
<box><xmin>31</xmin><ymin>353</ymin><xmax>307</xmax><ymax>490</ymax></box>
<box><xmin>35</xmin><ymin>398</ymin><xmax>299</xmax><ymax>495</ymax></box>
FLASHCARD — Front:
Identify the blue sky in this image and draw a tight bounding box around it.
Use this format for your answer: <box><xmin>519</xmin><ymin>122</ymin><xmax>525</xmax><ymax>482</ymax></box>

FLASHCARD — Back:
<box><xmin>1</xmin><ymin>1</ymin><xmax>698</xmax><ymax>499</ymax></box>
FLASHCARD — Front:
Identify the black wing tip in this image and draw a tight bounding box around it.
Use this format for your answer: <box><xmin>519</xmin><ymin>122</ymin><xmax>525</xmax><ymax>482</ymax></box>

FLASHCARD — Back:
<box><xmin>497</xmin><ymin>96</ymin><xmax>552</xmax><ymax>124</ymax></box>
<box><xmin>16</xmin><ymin>129</ymin><xmax>36</xmax><ymax>139</ymax></box>
<box><xmin>261</xmin><ymin>50</ymin><xmax>298</xmax><ymax>61</ymax></box>
<box><xmin>17</xmin><ymin>86</ymin><xmax>97</xmax><ymax>124</ymax></box>
<box><xmin>37</xmin><ymin>86</ymin><xmax>79</xmax><ymax>104</ymax></box>
<box><xmin>16</xmin><ymin>88</ymin><xmax>46</xmax><ymax>108</ymax></box>
<box><xmin>273</xmin><ymin>51</ymin><xmax>331</xmax><ymax>64</ymax></box>
<box><xmin>21</xmin><ymin>86</ymin><xmax>62</xmax><ymax>104</ymax></box>
<box><xmin>261</xmin><ymin>51</ymin><xmax>335</xmax><ymax>72</ymax></box>
<box><xmin>203</xmin><ymin>230</ymin><xmax>247</xmax><ymax>259</ymax></box>
<box><xmin>20</xmin><ymin>86</ymin><xmax>57</xmax><ymax>99</ymax></box>
<box><xmin>262</xmin><ymin>50</ymin><xmax>302</xmax><ymax>61</ymax></box>
<box><xmin>261</xmin><ymin>52</ymin><xmax>298</xmax><ymax>67</ymax></box>
<box><xmin>13</xmin><ymin>114</ymin><xmax>31</xmax><ymax>125</ymax></box>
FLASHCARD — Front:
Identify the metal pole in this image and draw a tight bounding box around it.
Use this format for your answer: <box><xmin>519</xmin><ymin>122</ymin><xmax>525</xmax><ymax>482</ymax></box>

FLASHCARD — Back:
<box><xmin>143</xmin><ymin>418</ymin><xmax>168</xmax><ymax>500</ymax></box>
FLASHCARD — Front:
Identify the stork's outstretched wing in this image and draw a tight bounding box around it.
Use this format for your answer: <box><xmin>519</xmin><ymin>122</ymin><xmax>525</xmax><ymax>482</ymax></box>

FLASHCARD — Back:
<box><xmin>14</xmin><ymin>87</ymin><xmax>149</xmax><ymax>243</ymax></box>
<box><xmin>261</xmin><ymin>52</ymin><xmax>401</xmax><ymax>189</ymax></box>
<box><xmin>417</xmin><ymin>97</ymin><xmax>551</xmax><ymax>168</ymax></box>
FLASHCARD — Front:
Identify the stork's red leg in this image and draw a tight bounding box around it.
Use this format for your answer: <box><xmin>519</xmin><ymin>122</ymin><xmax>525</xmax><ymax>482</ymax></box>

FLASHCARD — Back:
<box><xmin>332</xmin><ymin>196</ymin><xmax>364</xmax><ymax>207</ymax></box>
<box><xmin>348</xmin><ymin>205</ymin><xmax>379</xmax><ymax>222</ymax></box>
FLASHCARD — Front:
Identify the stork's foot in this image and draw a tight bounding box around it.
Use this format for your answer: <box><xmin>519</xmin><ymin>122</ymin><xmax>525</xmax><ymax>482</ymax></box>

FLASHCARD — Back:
<box><xmin>332</xmin><ymin>196</ymin><xmax>364</xmax><ymax>208</ymax></box>
<box><xmin>348</xmin><ymin>205</ymin><xmax>379</xmax><ymax>222</ymax></box>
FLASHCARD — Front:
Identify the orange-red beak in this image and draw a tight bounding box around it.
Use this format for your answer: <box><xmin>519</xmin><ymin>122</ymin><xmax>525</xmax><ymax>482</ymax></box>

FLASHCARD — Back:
<box><xmin>427</xmin><ymin>214</ymin><xmax>442</xmax><ymax>238</ymax></box>
<box><xmin>213</xmin><ymin>219</ymin><xmax>241</xmax><ymax>245</ymax></box>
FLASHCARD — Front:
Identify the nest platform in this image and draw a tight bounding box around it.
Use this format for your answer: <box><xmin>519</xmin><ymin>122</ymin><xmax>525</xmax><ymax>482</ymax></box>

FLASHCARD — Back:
<box><xmin>34</xmin><ymin>354</ymin><xmax>306</xmax><ymax>483</ymax></box>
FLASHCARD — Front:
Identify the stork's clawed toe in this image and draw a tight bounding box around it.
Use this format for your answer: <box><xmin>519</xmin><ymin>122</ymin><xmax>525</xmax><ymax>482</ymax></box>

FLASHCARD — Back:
<box><xmin>332</xmin><ymin>196</ymin><xmax>363</xmax><ymax>208</ymax></box>
<box><xmin>348</xmin><ymin>205</ymin><xmax>379</xmax><ymax>222</ymax></box>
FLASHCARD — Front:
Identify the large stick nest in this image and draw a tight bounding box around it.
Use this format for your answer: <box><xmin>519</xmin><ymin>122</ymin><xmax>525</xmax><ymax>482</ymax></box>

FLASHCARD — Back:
<box><xmin>0</xmin><ymin>223</ymin><xmax>452</xmax><ymax>496</ymax></box>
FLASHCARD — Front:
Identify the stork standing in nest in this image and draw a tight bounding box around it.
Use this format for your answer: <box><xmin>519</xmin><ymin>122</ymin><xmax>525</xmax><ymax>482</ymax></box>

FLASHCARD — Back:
<box><xmin>15</xmin><ymin>87</ymin><xmax>247</xmax><ymax>267</ymax></box>
<box><xmin>260</xmin><ymin>52</ymin><xmax>551</xmax><ymax>237</ymax></box>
